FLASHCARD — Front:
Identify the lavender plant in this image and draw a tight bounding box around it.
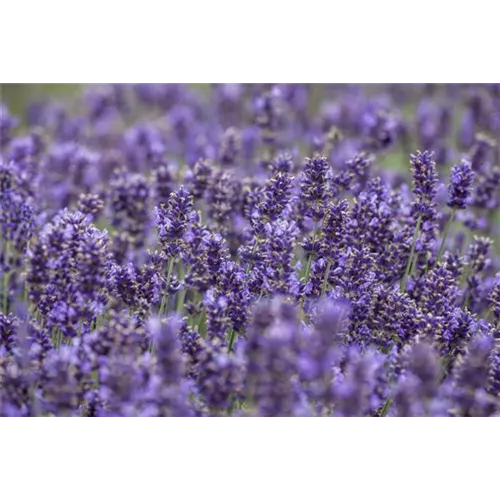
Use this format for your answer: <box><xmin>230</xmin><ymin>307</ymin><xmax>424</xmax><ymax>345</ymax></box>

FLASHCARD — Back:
<box><xmin>1</xmin><ymin>83</ymin><xmax>500</xmax><ymax>417</ymax></box>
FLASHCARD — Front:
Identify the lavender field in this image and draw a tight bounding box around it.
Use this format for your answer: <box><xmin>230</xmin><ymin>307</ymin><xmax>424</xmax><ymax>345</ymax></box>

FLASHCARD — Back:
<box><xmin>1</xmin><ymin>83</ymin><xmax>499</xmax><ymax>417</ymax></box>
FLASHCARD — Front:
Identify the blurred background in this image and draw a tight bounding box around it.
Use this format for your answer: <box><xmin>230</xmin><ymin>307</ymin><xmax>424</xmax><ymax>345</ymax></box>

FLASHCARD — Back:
<box><xmin>1</xmin><ymin>84</ymin><xmax>80</xmax><ymax>117</ymax></box>
<box><xmin>1</xmin><ymin>84</ymin><xmax>214</xmax><ymax>118</ymax></box>
<box><xmin>1</xmin><ymin>83</ymin><xmax>417</xmax><ymax>120</ymax></box>
<box><xmin>0</xmin><ymin>80</ymin><xmax>468</xmax><ymax>114</ymax></box>
<box><xmin>0</xmin><ymin>83</ymin><xmax>470</xmax><ymax>172</ymax></box>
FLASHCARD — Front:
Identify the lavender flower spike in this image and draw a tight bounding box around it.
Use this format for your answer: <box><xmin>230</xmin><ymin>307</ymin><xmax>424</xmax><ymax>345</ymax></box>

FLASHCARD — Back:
<box><xmin>437</xmin><ymin>159</ymin><xmax>475</xmax><ymax>261</ymax></box>
<box><xmin>410</xmin><ymin>149</ymin><xmax>438</xmax><ymax>217</ymax></box>
<box><xmin>489</xmin><ymin>274</ymin><xmax>500</xmax><ymax>325</ymax></box>
<box><xmin>448</xmin><ymin>159</ymin><xmax>475</xmax><ymax>210</ymax></box>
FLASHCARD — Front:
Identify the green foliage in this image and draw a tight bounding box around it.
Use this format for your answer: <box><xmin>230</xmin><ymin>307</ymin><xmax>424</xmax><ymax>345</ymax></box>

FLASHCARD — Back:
<box><xmin>1</xmin><ymin>84</ymin><xmax>80</xmax><ymax>119</ymax></box>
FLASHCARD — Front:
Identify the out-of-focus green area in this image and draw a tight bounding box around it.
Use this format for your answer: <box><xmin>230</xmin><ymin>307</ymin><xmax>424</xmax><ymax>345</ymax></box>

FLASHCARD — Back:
<box><xmin>0</xmin><ymin>80</ymin><xmax>215</xmax><ymax>115</ymax></box>
<box><xmin>1</xmin><ymin>84</ymin><xmax>80</xmax><ymax>117</ymax></box>
<box><xmin>0</xmin><ymin>84</ymin><xmax>410</xmax><ymax>120</ymax></box>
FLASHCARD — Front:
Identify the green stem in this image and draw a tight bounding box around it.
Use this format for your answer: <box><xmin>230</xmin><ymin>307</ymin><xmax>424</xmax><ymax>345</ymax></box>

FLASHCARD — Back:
<box><xmin>192</xmin><ymin>291</ymin><xmax>200</xmax><ymax>308</ymax></box>
<box><xmin>158</xmin><ymin>256</ymin><xmax>175</xmax><ymax>317</ymax></box>
<box><xmin>2</xmin><ymin>241</ymin><xmax>11</xmax><ymax>315</ymax></box>
<box><xmin>411</xmin><ymin>252</ymin><xmax>420</xmax><ymax>276</ymax></box>
<box><xmin>321</xmin><ymin>260</ymin><xmax>332</xmax><ymax>297</ymax></box>
<box><xmin>461</xmin><ymin>261</ymin><xmax>471</xmax><ymax>287</ymax></box>
<box><xmin>176</xmin><ymin>263</ymin><xmax>188</xmax><ymax>314</ymax></box>
<box><xmin>437</xmin><ymin>209</ymin><xmax>456</xmax><ymax>263</ymax></box>
<box><xmin>439</xmin><ymin>354</ymin><xmax>453</xmax><ymax>382</ymax></box>
<box><xmin>245</xmin><ymin>238</ymin><xmax>260</xmax><ymax>275</ymax></box>
<box><xmin>52</xmin><ymin>328</ymin><xmax>63</xmax><ymax>349</ymax></box>
<box><xmin>187</xmin><ymin>292</ymin><xmax>201</xmax><ymax>329</ymax></box>
<box><xmin>379</xmin><ymin>398</ymin><xmax>392</xmax><ymax>417</ymax></box>
<box><xmin>303</xmin><ymin>221</ymin><xmax>319</xmax><ymax>284</ymax></box>
<box><xmin>487</xmin><ymin>307</ymin><xmax>497</xmax><ymax>325</ymax></box>
<box><xmin>227</xmin><ymin>328</ymin><xmax>236</xmax><ymax>353</ymax></box>
<box><xmin>2</xmin><ymin>271</ymin><xmax>10</xmax><ymax>315</ymax></box>
<box><xmin>463</xmin><ymin>292</ymin><xmax>471</xmax><ymax>310</ymax></box>
<box><xmin>197</xmin><ymin>308</ymin><xmax>206</xmax><ymax>337</ymax></box>
<box><xmin>400</xmin><ymin>215</ymin><xmax>422</xmax><ymax>293</ymax></box>
<box><xmin>187</xmin><ymin>316</ymin><xmax>195</xmax><ymax>330</ymax></box>
<box><xmin>22</xmin><ymin>277</ymin><xmax>28</xmax><ymax>304</ymax></box>
<box><xmin>176</xmin><ymin>288</ymin><xmax>187</xmax><ymax>314</ymax></box>
<box><xmin>227</xmin><ymin>397</ymin><xmax>240</xmax><ymax>416</ymax></box>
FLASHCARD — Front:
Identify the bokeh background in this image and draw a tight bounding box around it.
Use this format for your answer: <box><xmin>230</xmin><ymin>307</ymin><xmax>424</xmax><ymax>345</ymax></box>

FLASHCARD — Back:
<box><xmin>1</xmin><ymin>84</ymin><xmax>79</xmax><ymax>117</ymax></box>
<box><xmin>0</xmin><ymin>80</ymin><xmax>472</xmax><ymax>113</ymax></box>
<box><xmin>3</xmin><ymin>85</ymin><xmax>495</xmax><ymax>179</ymax></box>
<box><xmin>2</xmin><ymin>84</ymin><xmax>213</xmax><ymax>118</ymax></box>
<box><xmin>0</xmin><ymin>83</ymin><xmax>440</xmax><ymax>123</ymax></box>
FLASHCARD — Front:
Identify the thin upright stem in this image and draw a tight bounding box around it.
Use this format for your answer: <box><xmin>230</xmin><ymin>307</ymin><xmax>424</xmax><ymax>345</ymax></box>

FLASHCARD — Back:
<box><xmin>197</xmin><ymin>308</ymin><xmax>206</xmax><ymax>337</ymax></box>
<box><xmin>321</xmin><ymin>260</ymin><xmax>332</xmax><ymax>297</ymax></box>
<box><xmin>379</xmin><ymin>397</ymin><xmax>392</xmax><ymax>417</ymax></box>
<box><xmin>437</xmin><ymin>209</ymin><xmax>457</xmax><ymax>263</ymax></box>
<box><xmin>487</xmin><ymin>307</ymin><xmax>497</xmax><ymax>326</ymax></box>
<box><xmin>227</xmin><ymin>328</ymin><xmax>236</xmax><ymax>353</ymax></box>
<box><xmin>245</xmin><ymin>238</ymin><xmax>260</xmax><ymax>275</ymax></box>
<box><xmin>303</xmin><ymin>221</ymin><xmax>319</xmax><ymax>284</ymax></box>
<box><xmin>401</xmin><ymin>215</ymin><xmax>422</xmax><ymax>293</ymax></box>
<box><xmin>2</xmin><ymin>241</ymin><xmax>11</xmax><ymax>315</ymax></box>
<box><xmin>176</xmin><ymin>263</ymin><xmax>188</xmax><ymax>314</ymax></box>
<box><xmin>2</xmin><ymin>271</ymin><xmax>10</xmax><ymax>316</ymax></box>
<box><xmin>410</xmin><ymin>252</ymin><xmax>420</xmax><ymax>276</ymax></box>
<box><xmin>158</xmin><ymin>256</ymin><xmax>175</xmax><ymax>318</ymax></box>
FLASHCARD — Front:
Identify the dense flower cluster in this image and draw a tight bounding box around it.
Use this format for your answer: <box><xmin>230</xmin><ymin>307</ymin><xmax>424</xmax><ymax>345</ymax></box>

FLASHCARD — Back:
<box><xmin>1</xmin><ymin>84</ymin><xmax>500</xmax><ymax>417</ymax></box>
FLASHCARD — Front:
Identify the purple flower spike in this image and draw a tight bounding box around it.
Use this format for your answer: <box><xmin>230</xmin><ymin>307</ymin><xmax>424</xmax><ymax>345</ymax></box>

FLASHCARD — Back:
<box><xmin>448</xmin><ymin>159</ymin><xmax>475</xmax><ymax>210</ymax></box>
